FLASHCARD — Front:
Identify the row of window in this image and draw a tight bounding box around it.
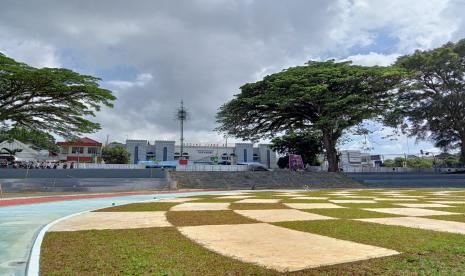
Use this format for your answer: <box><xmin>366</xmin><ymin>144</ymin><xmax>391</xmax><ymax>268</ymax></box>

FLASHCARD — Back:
<box><xmin>70</xmin><ymin>147</ymin><xmax>100</xmax><ymax>154</ymax></box>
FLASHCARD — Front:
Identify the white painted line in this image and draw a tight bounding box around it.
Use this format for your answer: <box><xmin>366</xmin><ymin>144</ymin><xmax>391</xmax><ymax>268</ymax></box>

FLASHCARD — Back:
<box><xmin>26</xmin><ymin>210</ymin><xmax>92</xmax><ymax>276</ymax></box>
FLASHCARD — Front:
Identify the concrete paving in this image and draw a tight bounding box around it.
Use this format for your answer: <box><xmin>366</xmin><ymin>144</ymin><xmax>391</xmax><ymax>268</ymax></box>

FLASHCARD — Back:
<box><xmin>330</xmin><ymin>200</ymin><xmax>378</xmax><ymax>204</ymax></box>
<box><xmin>356</xmin><ymin>217</ymin><xmax>465</xmax><ymax>235</ymax></box>
<box><xmin>49</xmin><ymin>211</ymin><xmax>172</xmax><ymax>231</ymax></box>
<box><xmin>170</xmin><ymin>202</ymin><xmax>231</xmax><ymax>211</ymax></box>
<box><xmin>363</xmin><ymin>208</ymin><xmax>459</xmax><ymax>217</ymax></box>
<box><xmin>233</xmin><ymin>209</ymin><xmax>335</xmax><ymax>222</ymax></box>
<box><xmin>284</xmin><ymin>203</ymin><xmax>345</xmax><ymax>209</ymax></box>
<box><xmin>235</xmin><ymin>199</ymin><xmax>281</xmax><ymax>203</ymax></box>
<box><xmin>178</xmin><ymin>223</ymin><xmax>399</xmax><ymax>272</ymax></box>
<box><xmin>396</xmin><ymin>203</ymin><xmax>453</xmax><ymax>208</ymax></box>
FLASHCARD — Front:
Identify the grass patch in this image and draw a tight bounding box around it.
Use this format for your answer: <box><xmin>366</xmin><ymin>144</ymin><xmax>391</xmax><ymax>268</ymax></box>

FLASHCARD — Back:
<box><xmin>40</xmin><ymin>228</ymin><xmax>277</xmax><ymax>275</ymax></box>
<box><xmin>275</xmin><ymin>219</ymin><xmax>465</xmax><ymax>275</ymax></box>
<box><xmin>166</xmin><ymin>210</ymin><xmax>257</xmax><ymax>226</ymax></box>
<box><xmin>304</xmin><ymin>208</ymin><xmax>403</xmax><ymax>219</ymax></box>
<box><xmin>229</xmin><ymin>203</ymin><xmax>290</xmax><ymax>210</ymax></box>
<box><xmin>94</xmin><ymin>202</ymin><xmax>177</xmax><ymax>212</ymax></box>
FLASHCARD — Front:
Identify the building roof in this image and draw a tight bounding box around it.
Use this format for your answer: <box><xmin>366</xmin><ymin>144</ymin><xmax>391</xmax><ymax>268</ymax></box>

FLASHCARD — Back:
<box><xmin>57</xmin><ymin>137</ymin><xmax>102</xmax><ymax>147</ymax></box>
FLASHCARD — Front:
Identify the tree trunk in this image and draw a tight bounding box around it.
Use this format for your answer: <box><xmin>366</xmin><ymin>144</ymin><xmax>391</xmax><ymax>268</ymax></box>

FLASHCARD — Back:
<box><xmin>322</xmin><ymin>131</ymin><xmax>339</xmax><ymax>172</ymax></box>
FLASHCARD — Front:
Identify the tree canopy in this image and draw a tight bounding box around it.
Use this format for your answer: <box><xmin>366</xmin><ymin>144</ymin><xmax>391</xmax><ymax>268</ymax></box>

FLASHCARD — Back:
<box><xmin>0</xmin><ymin>53</ymin><xmax>116</xmax><ymax>138</ymax></box>
<box><xmin>270</xmin><ymin>131</ymin><xmax>321</xmax><ymax>166</ymax></box>
<box><xmin>390</xmin><ymin>39</ymin><xmax>465</xmax><ymax>163</ymax></box>
<box><xmin>102</xmin><ymin>145</ymin><xmax>130</xmax><ymax>164</ymax></box>
<box><xmin>217</xmin><ymin>60</ymin><xmax>404</xmax><ymax>171</ymax></box>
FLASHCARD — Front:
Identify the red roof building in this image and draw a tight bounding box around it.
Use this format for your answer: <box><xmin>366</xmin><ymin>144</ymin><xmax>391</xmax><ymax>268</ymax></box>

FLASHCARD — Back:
<box><xmin>57</xmin><ymin>137</ymin><xmax>103</xmax><ymax>163</ymax></box>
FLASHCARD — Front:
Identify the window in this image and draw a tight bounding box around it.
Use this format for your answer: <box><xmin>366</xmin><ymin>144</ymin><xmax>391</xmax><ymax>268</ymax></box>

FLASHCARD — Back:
<box><xmin>134</xmin><ymin>146</ymin><xmax>139</xmax><ymax>164</ymax></box>
<box><xmin>71</xmin><ymin>147</ymin><xmax>84</xmax><ymax>154</ymax></box>
<box><xmin>266</xmin><ymin>150</ymin><xmax>271</xmax><ymax>168</ymax></box>
<box><xmin>163</xmin><ymin>147</ymin><xmax>168</xmax><ymax>161</ymax></box>
<box><xmin>87</xmin><ymin>147</ymin><xmax>99</xmax><ymax>154</ymax></box>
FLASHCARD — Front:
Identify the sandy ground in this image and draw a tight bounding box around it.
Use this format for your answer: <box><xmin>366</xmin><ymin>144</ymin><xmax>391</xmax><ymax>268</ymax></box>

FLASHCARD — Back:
<box><xmin>235</xmin><ymin>199</ymin><xmax>281</xmax><ymax>203</ymax></box>
<box><xmin>396</xmin><ymin>203</ymin><xmax>453</xmax><ymax>208</ymax></box>
<box><xmin>170</xmin><ymin>202</ymin><xmax>230</xmax><ymax>211</ymax></box>
<box><xmin>233</xmin><ymin>209</ymin><xmax>335</xmax><ymax>222</ymax></box>
<box><xmin>356</xmin><ymin>217</ymin><xmax>465</xmax><ymax>235</ymax></box>
<box><xmin>284</xmin><ymin>203</ymin><xmax>346</xmax><ymax>209</ymax></box>
<box><xmin>49</xmin><ymin>211</ymin><xmax>172</xmax><ymax>231</ymax></box>
<box><xmin>329</xmin><ymin>200</ymin><xmax>378</xmax><ymax>204</ymax></box>
<box><xmin>363</xmin><ymin>208</ymin><xmax>459</xmax><ymax>217</ymax></box>
<box><xmin>178</xmin><ymin>223</ymin><xmax>398</xmax><ymax>272</ymax></box>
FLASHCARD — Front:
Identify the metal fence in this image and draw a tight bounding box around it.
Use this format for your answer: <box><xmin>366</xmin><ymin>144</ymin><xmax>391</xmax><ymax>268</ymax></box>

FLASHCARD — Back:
<box><xmin>76</xmin><ymin>163</ymin><xmax>145</xmax><ymax>169</ymax></box>
<box><xmin>306</xmin><ymin>165</ymin><xmax>464</xmax><ymax>173</ymax></box>
<box><xmin>175</xmin><ymin>165</ymin><xmax>249</xmax><ymax>172</ymax></box>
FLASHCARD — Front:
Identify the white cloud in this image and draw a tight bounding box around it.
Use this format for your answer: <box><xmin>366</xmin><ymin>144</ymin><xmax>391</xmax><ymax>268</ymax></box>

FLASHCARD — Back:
<box><xmin>0</xmin><ymin>38</ymin><xmax>61</xmax><ymax>68</ymax></box>
<box><xmin>344</xmin><ymin>52</ymin><xmax>400</xmax><ymax>66</ymax></box>
<box><xmin>1</xmin><ymin>0</ymin><xmax>464</xmax><ymax>152</ymax></box>
<box><xmin>106</xmin><ymin>73</ymin><xmax>154</xmax><ymax>90</ymax></box>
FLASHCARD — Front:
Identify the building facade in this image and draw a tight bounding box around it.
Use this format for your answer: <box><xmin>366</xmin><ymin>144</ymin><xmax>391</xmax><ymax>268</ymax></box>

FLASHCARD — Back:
<box><xmin>124</xmin><ymin>140</ymin><xmax>278</xmax><ymax>169</ymax></box>
<box><xmin>57</xmin><ymin>137</ymin><xmax>102</xmax><ymax>163</ymax></box>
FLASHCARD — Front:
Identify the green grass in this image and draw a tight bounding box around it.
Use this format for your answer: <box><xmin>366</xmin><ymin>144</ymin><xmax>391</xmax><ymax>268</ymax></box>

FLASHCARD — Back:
<box><xmin>40</xmin><ymin>228</ymin><xmax>277</xmax><ymax>276</ymax></box>
<box><xmin>303</xmin><ymin>208</ymin><xmax>403</xmax><ymax>219</ymax></box>
<box><xmin>94</xmin><ymin>202</ymin><xmax>178</xmax><ymax>212</ymax></box>
<box><xmin>42</xmin><ymin>188</ymin><xmax>465</xmax><ymax>275</ymax></box>
<box><xmin>275</xmin><ymin>219</ymin><xmax>465</xmax><ymax>275</ymax></box>
<box><xmin>229</xmin><ymin>203</ymin><xmax>290</xmax><ymax>210</ymax></box>
<box><xmin>167</xmin><ymin>210</ymin><xmax>257</xmax><ymax>226</ymax></box>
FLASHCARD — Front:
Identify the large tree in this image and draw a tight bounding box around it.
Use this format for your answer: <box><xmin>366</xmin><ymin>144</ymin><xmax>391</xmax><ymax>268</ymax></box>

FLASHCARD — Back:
<box><xmin>391</xmin><ymin>39</ymin><xmax>465</xmax><ymax>163</ymax></box>
<box><xmin>0</xmin><ymin>53</ymin><xmax>116</xmax><ymax>137</ymax></box>
<box><xmin>270</xmin><ymin>131</ymin><xmax>321</xmax><ymax>166</ymax></box>
<box><xmin>217</xmin><ymin>60</ymin><xmax>404</xmax><ymax>171</ymax></box>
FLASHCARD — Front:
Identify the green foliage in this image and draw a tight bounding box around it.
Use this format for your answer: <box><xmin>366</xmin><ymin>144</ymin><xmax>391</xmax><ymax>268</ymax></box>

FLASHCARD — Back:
<box><xmin>383</xmin><ymin>157</ymin><xmax>405</xmax><ymax>167</ymax></box>
<box><xmin>270</xmin><ymin>131</ymin><xmax>321</xmax><ymax>167</ymax></box>
<box><xmin>0</xmin><ymin>52</ymin><xmax>116</xmax><ymax>137</ymax></box>
<box><xmin>101</xmin><ymin>145</ymin><xmax>130</xmax><ymax>164</ymax></box>
<box><xmin>0</xmin><ymin>127</ymin><xmax>58</xmax><ymax>152</ymax></box>
<box><xmin>406</xmin><ymin>158</ymin><xmax>434</xmax><ymax>168</ymax></box>
<box><xmin>392</xmin><ymin>39</ymin><xmax>465</xmax><ymax>162</ymax></box>
<box><xmin>217</xmin><ymin>60</ymin><xmax>404</xmax><ymax>171</ymax></box>
<box><xmin>383</xmin><ymin>157</ymin><xmax>434</xmax><ymax>168</ymax></box>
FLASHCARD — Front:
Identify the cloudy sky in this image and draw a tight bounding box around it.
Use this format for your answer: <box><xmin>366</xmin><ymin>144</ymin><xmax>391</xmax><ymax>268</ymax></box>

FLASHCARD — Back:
<box><xmin>1</xmin><ymin>0</ymin><xmax>465</xmax><ymax>155</ymax></box>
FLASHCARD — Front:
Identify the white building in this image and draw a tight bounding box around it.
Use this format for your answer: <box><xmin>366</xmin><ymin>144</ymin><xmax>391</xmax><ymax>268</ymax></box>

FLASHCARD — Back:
<box><xmin>124</xmin><ymin>140</ymin><xmax>277</xmax><ymax>169</ymax></box>
<box><xmin>0</xmin><ymin>139</ymin><xmax>50</xmax><ymax>161</ymax></box>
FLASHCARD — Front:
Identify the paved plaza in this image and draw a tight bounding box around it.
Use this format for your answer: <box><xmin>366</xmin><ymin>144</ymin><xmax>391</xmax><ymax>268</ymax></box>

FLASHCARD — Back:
<box><xmin>46</xmin><ymin>188</ymin><xmax>465</xmax><ymax>273</ymax></box>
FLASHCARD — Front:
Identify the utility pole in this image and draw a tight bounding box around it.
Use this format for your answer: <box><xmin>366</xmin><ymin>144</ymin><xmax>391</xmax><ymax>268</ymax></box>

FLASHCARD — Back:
<box><xmin>177</xmin><ymin>100</ymin><xmax>188</xmax><ymax>160</ymax></box>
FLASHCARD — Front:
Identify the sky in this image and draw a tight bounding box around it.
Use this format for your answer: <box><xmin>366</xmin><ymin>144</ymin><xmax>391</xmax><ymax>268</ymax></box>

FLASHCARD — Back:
<box><xmin>1</xmin><ymin>0</ymin><xmax>465</xmax><ymax>155</ymax></box>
